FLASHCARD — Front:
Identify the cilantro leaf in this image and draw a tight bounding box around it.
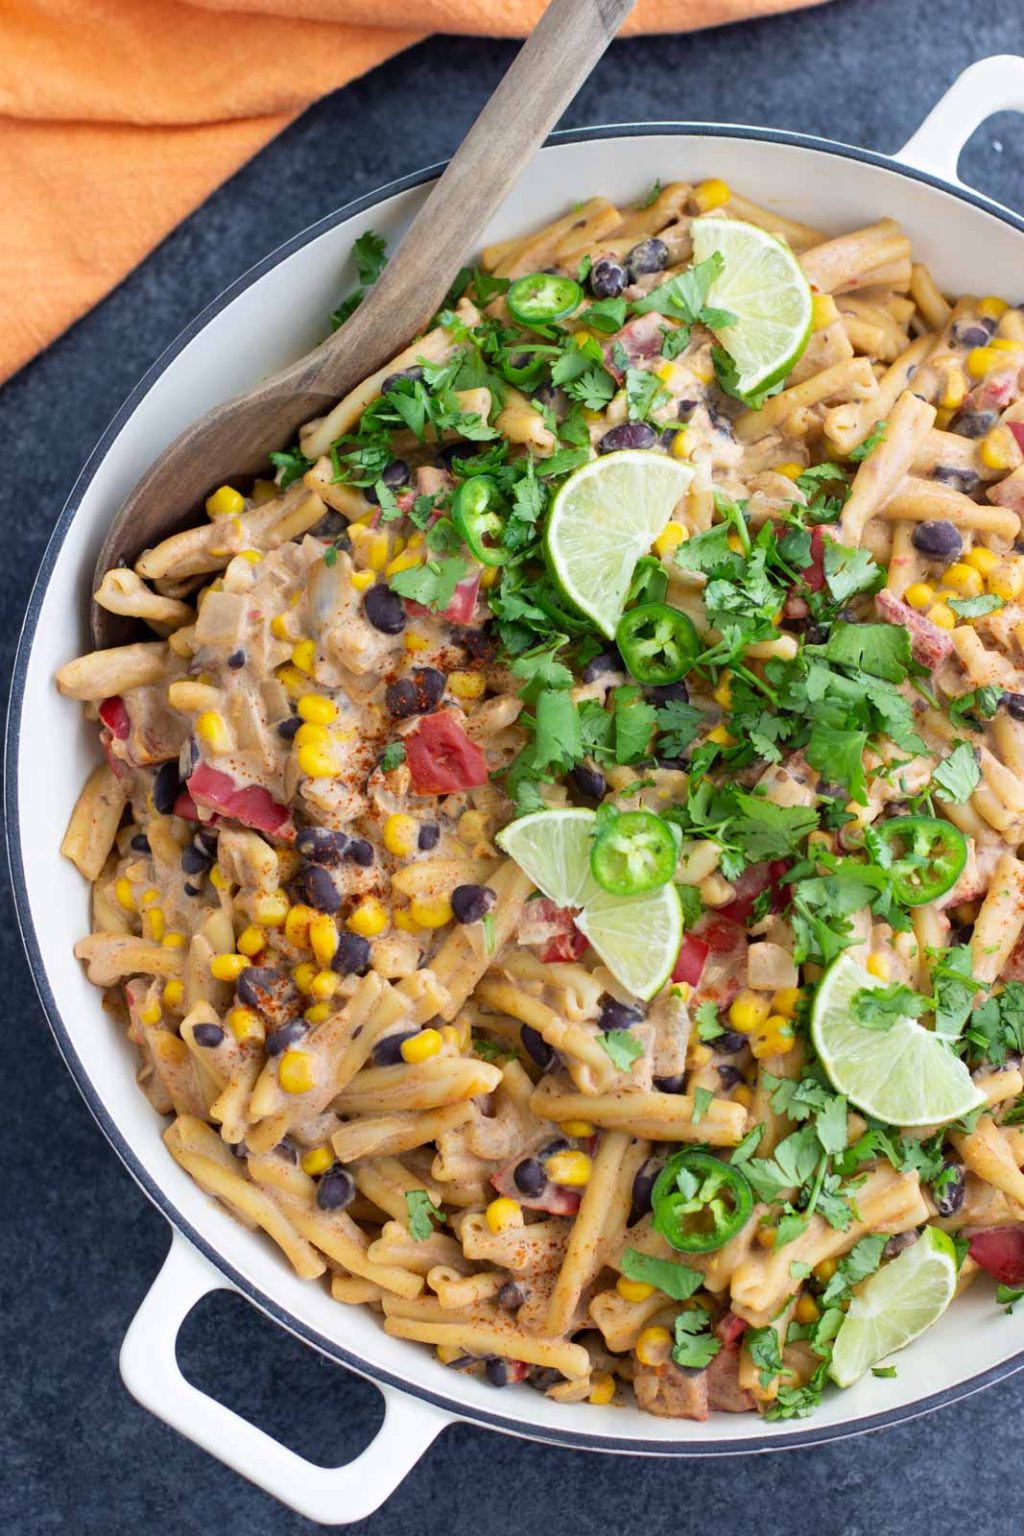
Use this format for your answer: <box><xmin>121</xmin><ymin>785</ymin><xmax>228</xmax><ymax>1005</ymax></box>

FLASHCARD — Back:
<box><xmin>711</xmin><ymin>347</ymin><xmax>784</xmax><ymax>409</ymax></box>
<box><xmin>695</xmin><ymin>1000</ymin><xmax>724</xmax><ymax>1041</ymax></box>
<box><xmin>823</xmin><ymin>538</ymin><xmax>882</xmax><ymax>605</ymax></box>
<box><xmin>389</xmin><ymin>556</ymin><xmax>467</xmax><ymax>612</ymax></box>
<box><xmin>949</xmin><ymin>686</ymin><xmax>1004</xmax><ymax>729</ymax></box>
<box><xmin>671</xmin><ymin>1307</ymin><xmax>722</xmax><ymax>1371</ymax></box>
<box><xmin>849</xmin><ymin>420</ymin><xmax>887</xmax><ymax>461</ymax></box>
<box><xmin>611</xmin><ymin>685</ymin><xmax>659</xmax><ymax>764</ymax></box>
<box><xmin>852</xmin><ymin>983</ymin><xmax>929</xmax><ymax>1031</ymax></box>
<box><xmin>655</xmin><ymin>699</ymin><xmax>704</xmax><ymax>759</ymax></box>
<box><xmin>930</xmin><ymin>944</ymin><xmax>981</xmax><ymax>1041</ymax></box>
<box><xmin>599</xmin><ymin>1029</ymin><xmax>645</xmax><ymax>1071</ymax></box>
<box><xmin>931</xmin><ymin>741</ymin><xmax>981</xmax><ymax>803</ymax></box>
<box><xmin>268</xmin><ymin>446</ymin><xmax>313</xmax><ymax>489</ymax></box>
<box><xmin>620</xmin><ymin>1247</ymin><xmax>704</xmax><ymax>1301</ymax></box>
<box><xmin>692</xmin><ymin>1086</ymin><xmax>714</xmax><ymax>1124</ymax></box>
<box><xmin>948</xmin><ymin>593</ymin><xmax>1004</xmax><ymax>620</ymax></box>
<box><xmin>379</xmin><ymin>742</ymin><xmax>406</xmax><ymax>773</ymax></box>
<box><xmin>744</xmin><ymin>1326</ymin><xmax>785</xmax><ymax>1387</ymax></box>
<box><xmin>511</xmin><ymin>640</ymin><xmax>574</xmax><ymax>704</ymax></box>
<box><xmin>728</xmin><ymin>793</ymin><xmax>818</xmax><ymax>860</ymax></box>
<box><xmin>820</xmin><ymin>623</ymin><xmax>912</xmax><ymax>683</ymax></box>
<box><xmin>805</xmin><ymin>721</ymin><xmax>868</xmax><ymax>806</ymax></box>
<box><xmin>404</xmin><ymin>1189</ymin><xmax>446</xmax><ymax>1241</ymax></box>
<box><xmin>625</xmin><ymin>367</ymin><xmax>670</xmax><ymax>422</ymax></box>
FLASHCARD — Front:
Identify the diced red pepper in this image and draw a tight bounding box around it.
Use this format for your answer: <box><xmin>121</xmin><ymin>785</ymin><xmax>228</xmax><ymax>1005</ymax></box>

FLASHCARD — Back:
<box><xmin>968</xmin><ymin>1226</ymin><xmax>1024</xmax><ymax>1286</ymax></box>
<box><xmin>405</xmin><ymin>711</ymin><xmax>489</xmax><ymax>795</ymax></box>
<box><xmin>172</xmin><ymin>789</ymin><xmax>201</xmax><ymax>821</ymax></box>
<box><xmin>98</xmin><ymin>695</ymin><xmax>130</xmax><ymax>740</ymax></box>
<box><xmin>672</xmin><ymin>932</ymin><xmax>709</xmax><ymax>986</ymax></box>
<box><xmin>490</xmin><ymin>1159</ymin><xmax>582</xmax><ymax>1216</ymax></box>
<box><xmin>187</xmin><ymin>762</ymin><xmax>294</xmax><ymax>841</ymax></box>
<box><xmin>718</xmin><ymin>859</ymin><xmax>790</xmax><ymax>924</ymax></box>
<box><xmin>407</xmin><ymin>571</ymin><xmax>481</xmax><ymax>626</ymax></box>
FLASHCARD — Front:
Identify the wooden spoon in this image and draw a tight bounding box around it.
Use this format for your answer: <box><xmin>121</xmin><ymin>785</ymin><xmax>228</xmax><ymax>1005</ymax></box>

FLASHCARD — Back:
<box><xmin>91</xmin><ymin>0</ymin><xmax>637</xmax><ymax>645</ymax></box>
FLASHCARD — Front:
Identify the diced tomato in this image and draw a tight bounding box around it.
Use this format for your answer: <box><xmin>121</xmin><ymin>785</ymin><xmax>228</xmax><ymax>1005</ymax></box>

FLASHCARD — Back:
<box><xmin>490</xmin><ymin>1160</ymin><xmax>582</xmax><ymax>1216</ymax></box>
<box><xmin>968</xmin><ymin>1226</ymin><xmax>1024</xmax><ymax>1286</ymax></box>
<box><xmin>718</xmin><ymin>859</ymin><xmax>790</xmax><ymax>924</ymax></box>
<box><xmin>520</xmin><ymin>897</ymin><xmax>589</xmax><ymax>962</ymax></box>
<box><xmin>601</xmin><ymin>313</ymin><xmax>665</xmax><ymax>380</ymax></box>
<box><xmin>98</xmin><ymin>695</ymin><xmax>130</xmax><ymax>740</ymax></box>
<box><xmin>801</xmin><ymin>525</ymin><xmax>828</xmax><ymax>593</ymax></box>
<box><xmin>1008</xmin><ymin>422</ymin><xmax>1024</xmax><ymax>455</ymax></box>
<box><xmin>715</xmin><ymin>1311</ymin><xmax>748</xmax><ymax>1348</ymax></box>
<box><xmin>541</xmin><ymin>925</ymin><xmax>589</xmax><ymax>963</ymax></box>
<box><xmin>405</xmin><ymin>711</ymin><xmax>489</xmax><ymax>794</ymax></box>
<box><xmin>407</xmin><ymin>571</ymin><xmax>482</xmax><ymax>626</ymax></box>
<box><xmin>187</xmin><ymin>762</ymin><xmax>294</xmax><ymax>841</ymax></box>
<box><xmin>875</xmin><ymin>587</ymin><xmax>954</xmax><ymax>670</ymax></box>
<box><xmin>687</xmin><ymin>913</ymin><xmax>747</xmax><ymax>1010</ymax></box>
<box><xmin>672</xmin><ymin>932</ymin><xmax>709</xmax><ymax>986</ymax></box>
<box><xmin>172</xmin><ymin>789</ymin><xmax>201</xmax><ymax>821</ymax></box>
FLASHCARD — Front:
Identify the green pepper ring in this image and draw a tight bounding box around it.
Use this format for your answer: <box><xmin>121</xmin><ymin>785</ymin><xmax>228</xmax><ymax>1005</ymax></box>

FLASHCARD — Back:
<box><xmin>874</xmin><ymin>815</ymin><xmax>968</xmax><ymax>907</ymax></box>
<box><xmin>590</xmin><ymin>809</ymin><xmax>678</xmax><ymax>896</ymax></box>
<box><xmin>651</xmin><ymin>1150</ymin><xmax>754</xmax><ymax>1253</ymax></box>
<box><xmin>615</xmin><ymin>601</ymin><xmax>701</xmax><ymax>685</ymax></box>
<box><xmin>451</xmin><ymin>476</ymin><xmax>509</xmax><ymax>568</ymax></box>
<box><xmin>507</xmin><ymin>272</ymin><xmax>584</xmax><ymax>328</ymax></box>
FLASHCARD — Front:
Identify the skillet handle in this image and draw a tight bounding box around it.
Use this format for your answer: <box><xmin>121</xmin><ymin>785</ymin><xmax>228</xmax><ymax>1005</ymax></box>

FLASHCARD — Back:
<box><xmin>896</xmin><ymin>54</ymin><xmax>1024</xmax><ymax>187</ymax></box>
<box><xmin>119</xmin><ymin>1230</ymin><xmax>452</xmax><ymax>1525</ymax></box>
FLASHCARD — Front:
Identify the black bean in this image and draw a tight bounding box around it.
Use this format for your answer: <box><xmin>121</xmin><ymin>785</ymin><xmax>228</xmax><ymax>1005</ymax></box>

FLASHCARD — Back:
<box><xmin>373</xmin><ymin>1029</ymin><xmax>419</xmax><ymax>1066</ymax></box>
<box><xmin>365</xmin><ymin>459</ymin><xmax>411</xmax><ymax>504</ymax></box>
<box><xmin>677</xmin><ymin>399</ymin><xmax>698</xmax><ymax>420</ymax></box>
<box><xmin>265</xmin><ymin>1019</ymin><xmax>309</xmax><ymax>1057</ymax></box>
<box><xmin>152</xmin><ymin>760</ymin><xmax>182</xmax><ymax>815</ymax></box>
<box><xmin>597</xmin><ymin>992</ymin><xmax>644</xmax><ymax>1032</ymax></box>
<box><xmin>529</xmin><ymin>1367</ymin><xmax>564</xmax><ymax>1393</ymax></box>
<box><xmin>277</xmin><ymin>716</ymin><xmax>302</xmax><ymax>741</ymax></box>
<box><xmin>184</xmin><ymin>882</ymin><xmax>201</xmax><ymax>898</ymax></box>
<box><xmin>316</xmin><ymin>1167</ymin><xmax>356</xmax><ymax>1212</ymax></box>
<box><xmin>716</xmin><ymin>1064</ymin><xmax>744</xmax><ymax>1090</ymax></box>
<box><xmin>705</xmin><ymin>399</ymin><xmax>735</xmax><ymax>438</ymax></box>
<box><xmin>451</xmin><ymin>883</ymin><xmax>497</xmax><ymax>924</ymax></box>
<box><xmin>951</xmin><ymin>410</ymin><xmax>997</xmax><ymax>440</ymax></box>
<box><xmin>345</xmin><ymin>838</ymin><xmax>374</xmax><ymax>868</ymax></box>
<box><xmin>418</xmin><ymin>823</ymin><xmax>440</xmax><ymax>851</ymax></box>
<box><xmin>382</xmin><ymin>366</ymin><xmax>424</xmax><ymax>394</ymax></box>
<box><xmin>952</xmin><ymin>322</ymin><xmax>992</xmax><ymax>348</ymax></box>
<box><xmin>227</xmin><ymin>649</ymin><xmax>246</xmax><ymax>670</ymax></box>
<box><xmin>931</xmin><ymin>1162</ymin><xmax>965</xmax><ymax>1217</ymax></box>
<box><xmin>541</xmin><ymin>1138</ymin><xmax>570</xmax><ymax>1158</ymax></box>
<box><xmin>883</xmin><ymin>1230</ymin><xmax>919</xmax><ymax>1259</ymax></box>
<box><xmin>715</xmin><ymin>1029</ymin><xmax>747</xmax><ymax>1054</ymax></box>
<box><xmin>385</xmin><ymin>679</ymin><xmax>419</xmax><ymax>719</ymax></box>
<box><xmin>192</xmin><ymin>1023</ymin><xmax>225</xmax><ymax>1048</ymax></box>
<box><xmin>933</xmin><ymin>466</ymin><xmax>980</xmax><ymax>495</ymax></box>
<box><xmin>386</xmin><ymin>668</ymin><xmax>445</xmax><ymax>718</ymax></box>
<box><xmin>948</xmin><ymin>923</ymin><xmax>974</xmax><ymax>947</ymax></box>
<box><xmin>1005</xmin><ymin>693</ymin><xmax>1024</xmax><ymax>722</ymax></box>
<box><xmin>570</xmin><ymin>762</ymin><xmax>607</xmax><ymax>802</ymax></box>
<box><xmin>130</xmin><ymin>833</ymin><xmax>151</xmax><ymax>853</ymax></box>
<box><xmin>237</xmin><ymin>967</ymin><xmax>302</xmax><ymax>1026</ymax></box>
<box><xmin>296</xmin><ymin>827</ymin><xmax>350</xmax><ymax>866</ymax></box>
<box><xmin>498</xmin><ymin>1281</ymin><xmax>525</xmax><ymax>1312</ymax></box>
<box><xmin>581</xmin><ymin>650</ymin><xmax>622</xmax><ymax>683</ymax></box>
<box><xmin>443</xmin><ymin>1355</ymin><xmax>479</xmax><ymax>1373</ymax></box>
<box><xmin>276</xmin><ymin>1138</ymin><xmax>299</xmax><ymax>1164</ymax></box>
<box><xmin>452</xmin><ymin>625</ymin><xmax>497</xmax><ymax>663</ymax></box>
<box><xmin>653</xmin><ymin>1073</ymin><xmax>686</xmax><ymax>1094</ymax></box>
<box><xmin>198</xmin><ymin>829</ymin><xmax>219</xmax><ymax>854</ymax></box>
<box><xmin>598</xmin><ymin>422</ymin><xmax>657</xmax><ymax>454</ymax></box>
<box><xmin>513</xmin><ymin>1158</ymin><xmax>547</xmax><ymax>1197</ymax></box>
<box><xmin>181</xmin><ymin>842</ymin><xmax>213</xmax><ymax>875</ymax></box>
<box><xmin>646</xmin><ymin>680</ymin><xmax>689</xmax><ymax>705</ymax></box>
<box><xmin>630</xmin><ymin>1159</ymin><xmax>661</xmax><ymax>1220</ymax></box>
<box><xmin>911</xmin><ymin>519</ymin><xmax>963</xmax><ymax>559</ymax></box>
<box><xmin>590</xmin><ymin>258</ymin><xmax>627</xmax><ymax>298</ymax></box>
<box><xmin>304</xmin><ymin>864</ymin><xmax>341</xmax><ymax>913</ymax></box>
<box><xmin>332</xmin><ymin>931</ymin><xmax>372</xmax><ymax>976</ymax></box>
<box><xmin>485</xmin><ymin>1358</ymin><xmax>510</xmax><ymax>1388</ymax></box>
<box><xmin>521</xmin><ymin>1023</ymin><xmax>556</xmax><ymax>1071</ymax></box>
<box><xmin>806</xmin><ymin>622</ymin><xmax>831</xmax><ymax>645</ymax></box>
<box><xmin>363</xmin><ymin>583</ymin><xmax>407</xmax><ymax>634</ymax></box>
<box><xmin>626</xmin><ymin>237</ymin><xmax>669</xmax><ymax>279</ymax></box>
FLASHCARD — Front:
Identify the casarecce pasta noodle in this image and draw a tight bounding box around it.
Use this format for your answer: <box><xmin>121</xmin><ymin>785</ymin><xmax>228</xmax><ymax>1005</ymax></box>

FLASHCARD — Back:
<box><xmin>58</xmin><ymin>174</ymin><xmax>1024</xmax><ymax>1422</ymax></box>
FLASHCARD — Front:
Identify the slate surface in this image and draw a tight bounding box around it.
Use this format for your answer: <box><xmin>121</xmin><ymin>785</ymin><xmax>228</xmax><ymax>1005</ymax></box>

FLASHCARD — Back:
<box><xmin>3</xmin><ymin>1</ymin><xmax>1024</xmax><ymax>1530</ymax></box>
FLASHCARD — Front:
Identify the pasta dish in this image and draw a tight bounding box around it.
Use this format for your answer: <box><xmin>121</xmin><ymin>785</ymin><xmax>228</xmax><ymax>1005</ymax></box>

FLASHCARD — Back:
<box><xmin>57</xmin><ymin>177</ymin><xmax>1024</xmax><ymax>1420</ymax></box>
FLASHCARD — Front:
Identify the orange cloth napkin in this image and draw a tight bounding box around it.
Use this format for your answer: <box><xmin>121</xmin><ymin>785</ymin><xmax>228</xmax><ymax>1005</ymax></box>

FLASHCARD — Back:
<box><xmin>0</xmin><ymin>0</ymin><xmax>826</xmax><ymax>385</ymax></box>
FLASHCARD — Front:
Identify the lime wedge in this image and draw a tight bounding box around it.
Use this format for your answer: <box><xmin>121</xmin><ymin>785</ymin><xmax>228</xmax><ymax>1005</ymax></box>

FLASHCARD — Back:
<box><xmin>544</xmin><ymin>451</ymin><xmax>694</xmax><ymax>638</ymax></box>
<box><xmin>810</xmin><ymin>954</ymin><xmax>985</xmax><ymax>1128</ymax></box>
<box><xmin>496</xmin><ymin>809</ymin><xmax>683</xmax><ymax>1000</ymax></box>
<box><xmin>829</xmin><ymin>1227</ymin><xmax>958</xmax><ymax>1388</ymax></box>
<box><xmin>691</xmin><ymin>216</ymin><xmax>812</xmax><ymax>397</ymax></box>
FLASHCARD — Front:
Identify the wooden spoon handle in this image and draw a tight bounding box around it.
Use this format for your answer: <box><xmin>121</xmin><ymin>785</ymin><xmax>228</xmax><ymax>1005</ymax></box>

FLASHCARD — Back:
<box><xmin>304</xmin><ymin>0</ymin><xmax>637</xmax><ymax>400</ymax></box>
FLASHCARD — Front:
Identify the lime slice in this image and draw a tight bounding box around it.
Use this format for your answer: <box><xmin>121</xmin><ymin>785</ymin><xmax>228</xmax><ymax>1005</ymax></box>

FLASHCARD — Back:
<box><xmin>496</xmin><ymin>808</ymin><xmax>683</xmax><ymax>1001</ymax></box>
<box><xmin>691</xmin><ymin>216</ymin><xmax>812</xmax><ymax>397</ymax></box>
<box><xmin>811</xmin><ymin>954</ymin><xmax>985</xmax><ymax>1128</ymax></box>
<box><xmin>829</xmin><ymin>1227</ymin><xmax>958</xmax><ymax>1388</ymax></box>
<box><xmin>544</xmin><ymin>451</ymin><xmax>694</xmax><ymax>639</ymax></box>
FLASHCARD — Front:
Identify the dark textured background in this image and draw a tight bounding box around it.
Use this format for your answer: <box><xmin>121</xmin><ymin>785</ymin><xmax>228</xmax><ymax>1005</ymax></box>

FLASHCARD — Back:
<box><xmin>4</xmin><ymin>1</ymin><xmax>1024</xmax><ymax>1530</ymax></box>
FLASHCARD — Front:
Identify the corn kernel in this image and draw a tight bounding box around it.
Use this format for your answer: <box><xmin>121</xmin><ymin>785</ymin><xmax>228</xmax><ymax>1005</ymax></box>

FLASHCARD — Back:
<box><xmin>114</xmin><ymin>877</ymin><xmax>135</xmax><ymax>911</ymax></box>
<box><xmin>813</xmin><ymin>1257</ymin><xmax>838</xmax><ymax>1283</ymax></box>
<box><xmin>236</xmin><ymin>925</ymin><xmax>266</xmax><ymax>957</ymax></box>
<box><xmin>729</xmin><ymin>990</ymin><xmax>772</xmax><ymax>1033</ymax></box>
<box><xmin>943</xmin><ymin>562</ymin><xmax>983</xmax><ymax>598</ymax></box>
<box><xmin>694</xmin><ymin>177</ymin><xmax>730</xmax><ymax>211</ymax></box>
<box><xmin>545</xmin><ymin>1149</ymin><xmax>592</xmax><ymax>1187</ymax></box>
<box><xmin>726</xmin><ymin>532</ymin><xmax>744</xmax><ymax>554</ymax></box>
<box><xmin>366</xmin><ymin>533</ymin><xmax>389</xmax><ymax>573</ymax></box>
<box><xmin>458</xmin><ymin>810</ymin><xmax>491</xmax><ymax>844</ymax></box>
<box><xmin>162</xmin><ymin>931</ymin><xmax>187</xmax><ymax>950</ymax></box>
<box><xmin>206</xmin><ymin>485</ymin><xmax>245</xmax><ymax>519</ymax></box>
<box><xmin>294</xmin><ymin>723</ymin><xmax>330</xmax><ymax>752</ymax></box>
<box><xmin>409</xmin><ymin>894</ymin><xmax>454</xmax><ymax>929</ymax></box>
<box><xmin>811</xmin><ymin>294</ymin><xmax>838</xmax><ymax>331</ymax></box>
<box><xmin>688</xmin><ymin>1042</ymin><xmax>713</xmax><ymax>1067</ymax></box>
<box><xmin>347</xmin><ymin>897</ymin><xmax>389</xmax><ymax>938</ymax></box>
<box><xmin>634</xmin><ymin>1326</ymin><xmax>673</xmax><ymax>1366</ymax></box>
<box><xmin>561</xmin><ymin>1120</ymin><xmax>596</xmax><ymax>1137</ymax></box>
<box><xmin>143</xmin><ymin>905</ymin><xmax>166</xmax><ymax>943</ymax></box>
<box><xmin>587</xmin><ymin>1371</ymin><xmax>616</xmax><ymax>1406</ymax></box>
<box><xmin>904</xmin><ymin>582</ymin><xmax>935</xmax><ymax>611</ymax></box>
<box><xmin>865</xmin><ymin>953</ymin><xmax>890</xmax><ymax>981</ymax></box>
<box><xmin>210</xmin><ymin>952</ymin><xmax>248</xmax><ymax>983</ymax></box>
<box><xmin>978</xmin><ymin>296</ymin><xmax>1009</xmax><ymax>322</ymax></box>
<box><xmin>654</xmin><ymin>360</ymin><xmax>677</xmax><ymax>383</ymax></box>
<box><xmin>383</xmin><ymin>813</ymin><xmax>419</xmax><ymax>857</ymax></box>
<box><xmin>670</xmin><ymin>431</ymin><xmax>691</xmax><ymax>462</ymax></box>
<box><xmin>965</xmin><ymin>546</ymin><xmax>999</xmax><ymax>576</ymax></box>
<box><xmin>301</xmin><ymin>1146</ymin><xmax>335</xmax><ymax>1177</ymax></box>
<box><xmin>308</xmin><ymin>913</ymin><xmax>339</xmax><ymax>968</ymax></box>
<box><xmin>162</xmin><ymin>980</ymin><xmax>184</xmax><ymax>1009</ymax></box>
<box><xmin>404</xmin><ymin>631</ymin><xmax>429</xmax><ymax>652</ymax></box>
<box><xmin>278</xmin><ymin>1049</ymin><xmax>315</xmax><ymax>1094</ymax></box>
<box><xmin>270</xmin><ymin>614</ymin><xmax>293</xmax><ymax>642</ymax></box>
<box><xmin>275</xmin><ymin>663</ymin><xmax>308</xmax><ymax>699</ymax></box>
<box><xmin>227</xmin><ymin>1006</ymin><xmax>264</xmax><ymax>1043</ymax></box>
<box><xmin>351</xmin><ymin>569</ymin><xmax>375</xmax><ymax>592</ymax></box>
<box><xmin>939</xmin><ymin>369</ymin><xmax>966</xmax><ymax>410</ymax></box>
<box><xmin>291</xmin><ymin>639</ymin><xmax>316</xmax><ymax>676</ymax></box>
<box><xmin>795</xmin><ymin>1295</ymin><xmax>821</xmax><ymax>1325</ymax></box>
<box><xmin>772</xmin><ymin>462</ymin><xmax>805</xmax><ymax>481</ymax></box>
<box><xmin>616</xmin><ymin>1276</ymin><xmax>655</xmax><ymax>1302</ymax></box>
<box><xmin>732</xmin><ymin>1084</ymin><xmax>754</xmax><ymax>1108</ymax></box>
<box><xmin>967</xmin><ymin>346</ymin><xmax>1004</xmax><ymax>377</ymax></box>
<box><xmin>713</xmin><ymin>676</ymin><xmax>733</xmax><ymax>708</ymax></box>
<box><xmin>139</xmin><ymin>1001</ymin><xmax>162</xmax><ymax>1026</ymax></box>
<box><xmin>297</xmin><ymin>693</ymin><xmax>338</xmax><ymax>725</ymax></box>
<box><xmin>393</xmin><ymin>906</ymin><xmax>422</xmax><ymax>933</ymax></box>
<box><xmin>140</xmin><ymin>887</ymin><xmax>160</xmax><ymax>908</ymax></box>
<box><xmin>450</xmin><ymin>1016</ymin><xmax>472</xmax><ymax>1052</ymax></box>
<box><xmin>387</xmin><ymin>548</ymin><xmax>423</xmax><ymax>579</ymax></box>
<box><xmin>401</xmin><ymin>1027</ymin><xmax>443</xmax><ymax>1063</ymax></box>
<box><xmin>284</xmin><ymin>903</ymin><xmax>316</xmax><ymax>949</ymax></box>
<box><xmin>252</xmin><ymin>478</ymin><xmax>278</xmax><ymax>505</ymax></box>
<box><xmin>990</xmin><ymin>338</ymin><xmax>1022</xmax><ymax>353</ymax></box>
<box><xmin>926</xmin><ymin>602</ymin><xmax>956</xmax><ymax>631</ymax></box>
<box><xmin>771</xmin><ymin>987</ymin><xmax>803</xmax><ymax>1019</ymax></box>
<box><xmin>448</xmin><ymin>670</ymin><xmax>485</xmax><ymax>701</ymax></box>
<box><xmin>989</xmin><ymin>561</ymin><xmax>1024</xmax><ymax>602</ymax></box>
<box><xmin>981</xmin><ymin>426</ymin><xmax>1019</xmax><ymax>472</ymax></box>
<box><xmin>756</xmin><ymin>1225</ymin><xmax>777</xmax><ymax>1249</ymax></box>
<box><xmin>303</xmin><ymin>1001</ymin><xmax>331</xmax><ymax>1024</ymax></box>
<box><xmin>308</xmin><ymin>969</ymin><xmax>338</xmax><ymax>1003</ymax></box>
<box><xmin>707</xmin><ymin>725</ymin><xmax>735</xmax><ymax>747</ymax></box>
<box><xmin>652</xmin><ymin>526</ymin><xmax>687</xmax><ymax>571</ymax></box>
<box><xmin>485</xmin><ymin>1196</ymin><xmax>524</xmax><ymax>1235</ymax></box>
<box><xmin>298</xmin><ymin>742</ymin><xmax>339</xmax><ymax>779</ymax></box>
<box><xmin>292</xmin><ymin>961</ymin><xmax>317</xmax><ymax>994</ymax></box>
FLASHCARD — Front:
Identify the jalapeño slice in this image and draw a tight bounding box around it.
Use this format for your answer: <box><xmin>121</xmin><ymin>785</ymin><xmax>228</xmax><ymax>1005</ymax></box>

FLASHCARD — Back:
<box><xmin>451</xmin><ymin>475</ymin><xmax>508</xmax><ymax>567</ymax></box>
<box><xmin>615</xmin><ymin>601</ymin><xmax>701</xmax><ymax>685</ymax></box>
<box><xmin>507</xmin><ymin>272</ymin><xmax>583</xmax><ymax>327</ymax></box>
<box><xmin>590</xmin><ymin>809</ymin><xmax>678</xmax><ymax>897</ymax></box>
<box><xmin>652</xmin><ymin>1151</ymin><xmax>754</xmax><ymax>1254</ymax></box>
<box><xmin>874</xmin><ymin>816</ymin><xmax>967</xmax><ymax>907</ymax></box>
